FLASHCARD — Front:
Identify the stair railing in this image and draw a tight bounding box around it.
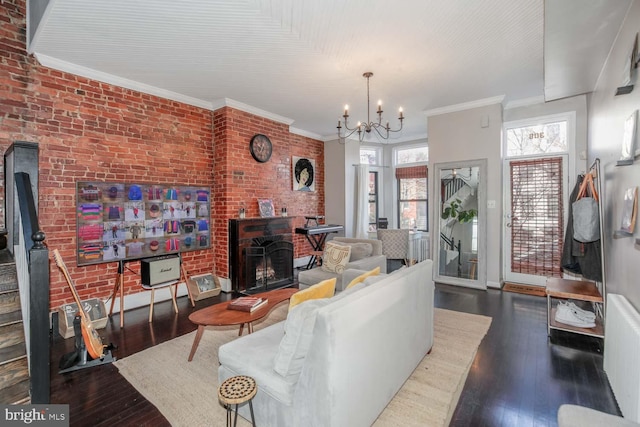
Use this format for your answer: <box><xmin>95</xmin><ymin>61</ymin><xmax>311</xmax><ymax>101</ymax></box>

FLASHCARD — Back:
<box><xmin>14</xmin><ymin>172</ymin><xmax>49</xmax><ymax>404</ymax></box>
<box><xmin>442</xmin><ymin>177</ymin><xmax>466</xmax><ymax>202</ymax></box>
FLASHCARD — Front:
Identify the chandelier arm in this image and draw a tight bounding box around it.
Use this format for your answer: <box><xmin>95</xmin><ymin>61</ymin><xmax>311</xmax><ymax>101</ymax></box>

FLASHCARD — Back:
<box><xmin>386</xmin><ymin>121</ymin><xmax>404</xmax><ymax>133</ymax></box>
<box><xmin>341</xmin><ymin>116</ymin><xmax>362</xmax><ymax>132</ymax></box>
<box><xmin>371</xmin><ymin>125</ymin><xmax>389</xmax><ymax>139</ymax></box>
<box><xmin>340</xmin><ymin>126</ymin><xmax>362</xmax><ymax>140</ymax></box>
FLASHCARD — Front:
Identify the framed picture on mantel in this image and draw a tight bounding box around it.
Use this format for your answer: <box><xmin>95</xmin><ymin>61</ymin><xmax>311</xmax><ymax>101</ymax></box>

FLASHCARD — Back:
<box><xmin>258</xmin><ymin>198</ymin><xmax>275</xmax><ymax>217</ymax></box>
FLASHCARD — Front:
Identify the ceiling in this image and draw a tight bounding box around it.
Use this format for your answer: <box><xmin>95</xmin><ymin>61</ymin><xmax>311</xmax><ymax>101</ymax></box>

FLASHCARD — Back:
<box><xmin>28</xmin><ymin>0</ymin><xmax>632</xmax><ymax>143</ymax></box>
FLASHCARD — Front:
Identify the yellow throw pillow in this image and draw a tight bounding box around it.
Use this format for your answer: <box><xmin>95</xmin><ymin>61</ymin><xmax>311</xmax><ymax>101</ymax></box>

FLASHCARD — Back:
<box><xmin>321</xmin><ymin>242</ymin><xmax>351</xmax><ymax>273</ymax></box>
<box><xmin>346</xmin><ymin>266</ymin><xmax>381</xmax><ymax>289</ymax></box>
<box><xmin>290</xmin><ymin>278</ymin><xmax>337</xmax><ymax>309</ymax></box>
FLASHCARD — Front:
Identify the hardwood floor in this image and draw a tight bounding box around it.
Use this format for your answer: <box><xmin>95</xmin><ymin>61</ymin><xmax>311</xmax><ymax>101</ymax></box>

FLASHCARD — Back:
<box><xmin>49</xmin><ymin>283</ymin><xmax>620</xmax><ymax>426</ymax></box>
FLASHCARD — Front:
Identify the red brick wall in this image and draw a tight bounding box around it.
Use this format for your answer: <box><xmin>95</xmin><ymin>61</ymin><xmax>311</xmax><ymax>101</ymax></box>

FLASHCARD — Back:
<box><xmin>212</xmin><ymin>107</ymin><xmax>324</xmax><ymax>277</ymax></box>
<box><xmin>1</xmin><ymin>0</ymin><xmax>323</xmax><ymax>310</ymax></box>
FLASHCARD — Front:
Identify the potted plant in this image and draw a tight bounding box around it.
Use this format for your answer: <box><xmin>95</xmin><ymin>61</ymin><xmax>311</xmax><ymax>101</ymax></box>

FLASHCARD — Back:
<box><xmin>441</xmin><ymin>198</ymin><xmax>477</xmax><ymax>224</ymax></box>
<box><xmin>441</xmin><ymin>198</ymin><xmax>477</xmax><ymax>243</ymax></box>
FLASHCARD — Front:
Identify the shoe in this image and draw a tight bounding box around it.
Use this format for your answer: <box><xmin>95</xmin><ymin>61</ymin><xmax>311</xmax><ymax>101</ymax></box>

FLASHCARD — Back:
<box><xmin>555</xmin><ymin>308</ymin><xmax>595</xmax><ymax>328</ymax></box>
<box><xmin>558</xmin><ymin>302</ymin><xmax>596</xmax><ymax>323</ymax></box>
<box><xmin>565</xmin><ymin>301</ymin><xmax>596</xmax><ymax>321</ymax></box>
<box><xmin>555</xmin><ymin>303</ymin><xmax>596</xmax><ymax>328</ymax></box>
<box><xmin>556</xmin><ymin>301</ymin><xmax>596</xmax><ymax>321</ymax></box>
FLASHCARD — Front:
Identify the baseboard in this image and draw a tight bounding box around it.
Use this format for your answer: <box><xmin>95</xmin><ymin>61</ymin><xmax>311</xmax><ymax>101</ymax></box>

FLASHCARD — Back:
<box><xmin>110</xmin><ymin>283</ymin><xmax>191</xmax><ymax>313</ymax></box>
<box><xmin>487</xmin><ymin>280</ymin><xmax>501</xmax><ymax>289</ymax></box>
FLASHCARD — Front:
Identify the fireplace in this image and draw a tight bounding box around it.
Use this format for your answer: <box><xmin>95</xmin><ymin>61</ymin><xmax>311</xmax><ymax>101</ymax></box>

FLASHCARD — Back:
<box><xmin>229</xmin><ymin>217</ymin><xmax>294</xmax><ymax>293</ymax></box>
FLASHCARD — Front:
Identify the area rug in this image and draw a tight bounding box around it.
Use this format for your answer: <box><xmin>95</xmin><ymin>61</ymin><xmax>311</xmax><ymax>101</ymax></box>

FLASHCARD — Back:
<box><xmin>503</xmin><ymin>282</ymin><xmax>547</xmax><ymax>297</ymax></box>
<box><xmin>114</xmin><ymin>305</ymin><xmax>491</xmax><ymax>426</ymax></box>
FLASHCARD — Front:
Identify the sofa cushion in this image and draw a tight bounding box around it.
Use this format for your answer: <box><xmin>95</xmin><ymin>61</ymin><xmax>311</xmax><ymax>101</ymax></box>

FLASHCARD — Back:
<box><xmin>297</xmin><ymin>267</ymin><xmax>339</xmax><ymax>288</ymax></box>
<box><xmin>290</xmin><ymin>277</ymin><xmax>336</xmax><ymax>309</ymax></box>
<box><xmin>346</xmin><ymin>266</ymin><xmax>380</xmax><ymax>289</ymax></box>
<box><xmin>274</xmin><ymin>298</ymin><xmax>331</xmax><ymax>378</ymax></box>
<box><xmin>321</xmin><ymin>242</ymin><xmax>351</xmax><ymax>273</ymax></box>
<box><xmin>363</xmin><ymin>274</ymin><xmax>388</xmax><ymax>286</ymax></box>
<box><xmin>218</xmin><ymin>322</ymin><xmax>299</xmax><ymax>405</ymax></box>
<box><xmin>343</xmin><ymin>242</ymin><xmax>373</xmax><ymax>261</ymax></box>
<box><xmin>332</xmin><ymin>282</ymin><xmax>365</xmax><ymax>301</ymax></box>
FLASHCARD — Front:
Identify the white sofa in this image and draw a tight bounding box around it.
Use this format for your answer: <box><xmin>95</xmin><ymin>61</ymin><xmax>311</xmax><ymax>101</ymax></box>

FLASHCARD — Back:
<box><xmin>297</xmin><ymin>237</ymin><xmax>387</xmax><ymax>292</ymax></box>
<box><xmin>218</xmin><ymin>259</ymin><xmax>434</xmax><ymax>426</ymax></box>
<box><xmin>558</xmin><ymin>405</ymin><xmax>636</xmax><ymax>427</ymax></box>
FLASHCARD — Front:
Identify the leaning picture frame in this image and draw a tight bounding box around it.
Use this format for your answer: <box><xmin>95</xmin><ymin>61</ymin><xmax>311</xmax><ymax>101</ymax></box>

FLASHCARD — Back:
<box><xmin>618</xmin><ymin>110</ymin><xmax>637</xmax><ymax>165</ymax></box>
<box><xmin>191</xmin><ymin>273</ymin><xmax>217</xmax><ymax>292</ymax></box>
<box><xmin>187</xmin><ymin>273</ymin><xmax>221</xmax><ymax>301</ymax></box>
<box><xmin>620</xmin><ymin>187</ymin><xmax>638</xmax><ymax>234</ymax></box>
<box><xmin>257</xmin><ymin>198</ymin><xmax>275</xmax><ymax>217</ymax></box>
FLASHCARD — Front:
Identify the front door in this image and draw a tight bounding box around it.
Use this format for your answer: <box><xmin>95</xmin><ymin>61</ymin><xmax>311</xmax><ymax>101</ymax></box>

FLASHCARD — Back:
<box><xmin>502</xmin><ymin>113</ymin><xmax>573</xmax><ymax>286</ymax></box>
<box><xmin>504</xmin><ymin>156</ymin><xmax>567</xmax><ymax>285</ymax></box>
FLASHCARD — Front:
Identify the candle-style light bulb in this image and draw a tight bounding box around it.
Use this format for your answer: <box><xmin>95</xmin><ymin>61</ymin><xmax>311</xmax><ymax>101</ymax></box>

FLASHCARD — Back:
<box><xmin>399</xmin><ymin>107</ymin><xmax>404</xmax><ymax>119</ymax></box>
<box><xmin>377</xmin><ymin>100</ymin><xmax>382</xmax><ymax>113</ymax></box>
<box><xmin>344</xmin><ymin>105</ymin><xmax>349</xmax><ymax>116</ymax></box>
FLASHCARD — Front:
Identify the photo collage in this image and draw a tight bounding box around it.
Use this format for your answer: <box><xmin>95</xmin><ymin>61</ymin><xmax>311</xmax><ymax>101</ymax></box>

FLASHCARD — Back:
<box><xmin>76</xmin><ymin>182</ymin><xmax>211</xmax><ymax>266</ymax></box>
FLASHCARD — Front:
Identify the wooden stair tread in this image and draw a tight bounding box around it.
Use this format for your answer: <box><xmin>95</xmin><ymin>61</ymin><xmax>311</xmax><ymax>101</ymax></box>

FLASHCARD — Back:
<box><xmin>0</xmin><ymin>310</ymin><xmax>22</xmax><ymax>327</ymax></box>
<box><xmin>0</xmin><ymin>378</ymin><xmax>30</xmax><ymax>405</ymax></box>
<box><xmin>0</xmin><ymin>344</ymin><xmax>26</xmax><ymax>366</ymax></box>
<box><xmin>0</xmin><ymin>251</ymin><xmax>26</xmax><ymax>405</ymax></box>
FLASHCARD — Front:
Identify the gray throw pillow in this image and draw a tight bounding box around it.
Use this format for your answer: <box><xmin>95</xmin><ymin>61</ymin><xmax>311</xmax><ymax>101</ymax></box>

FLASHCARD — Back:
<box><xmin>344</xmin><ymin>242</ymin><xmax>373</xmax><ymax>261</ymax></box>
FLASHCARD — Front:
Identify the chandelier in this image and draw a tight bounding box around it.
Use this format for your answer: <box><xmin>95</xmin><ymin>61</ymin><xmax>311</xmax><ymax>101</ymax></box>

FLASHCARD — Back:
<box><xmin>337</xmin><ymin>72</ymin><xmax>404</xmax><ymax>143</ymax></box>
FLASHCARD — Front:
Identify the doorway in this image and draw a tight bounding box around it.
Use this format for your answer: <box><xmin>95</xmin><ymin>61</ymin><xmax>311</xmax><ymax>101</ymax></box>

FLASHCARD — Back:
<box><xmin>502</xmin><ymin>114</ymin><xmax>573</xmax><ymax>286</ymax></box>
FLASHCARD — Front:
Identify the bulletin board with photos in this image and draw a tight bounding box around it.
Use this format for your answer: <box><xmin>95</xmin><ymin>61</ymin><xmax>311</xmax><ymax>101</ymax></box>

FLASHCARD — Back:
<box><xmin>76</xmin><ymin>181</ymin><xmax>211</xmax><ymax>266</ymax></box>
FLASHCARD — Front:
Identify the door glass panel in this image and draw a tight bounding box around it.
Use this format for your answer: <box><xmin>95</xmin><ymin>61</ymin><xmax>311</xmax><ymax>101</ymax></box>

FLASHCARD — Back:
<box><xmin>506</xmin><ymin>121</ymin><xmax>567</xmax><ymax>157</ymax></box>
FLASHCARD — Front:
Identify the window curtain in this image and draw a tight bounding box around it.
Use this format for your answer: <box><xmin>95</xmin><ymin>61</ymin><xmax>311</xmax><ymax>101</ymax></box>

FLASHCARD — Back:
<box><xmin>355</xmin><ymin>164</ymin><xmax>370</xmax><ymax>239</ymax></box>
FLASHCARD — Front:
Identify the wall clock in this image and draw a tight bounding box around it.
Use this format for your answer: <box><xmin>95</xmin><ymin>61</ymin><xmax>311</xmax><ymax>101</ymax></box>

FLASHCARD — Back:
<box><xmin>249</xmin><ymin>134</ymin><xmax>273</xmax><ymax>163</ymax></box>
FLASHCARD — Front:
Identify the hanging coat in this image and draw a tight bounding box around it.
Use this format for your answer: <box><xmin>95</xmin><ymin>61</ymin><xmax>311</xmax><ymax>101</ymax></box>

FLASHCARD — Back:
<box><xmin>561</xmin><ymin>174</ymin><xmax>603</xmax><ymax>282</ymax></box>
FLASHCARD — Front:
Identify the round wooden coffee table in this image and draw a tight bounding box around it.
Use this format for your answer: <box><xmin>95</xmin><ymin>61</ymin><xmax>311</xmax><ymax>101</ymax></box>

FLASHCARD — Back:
<box><xmin>187</xmin><ymin>287</ymin><xmax>297</xmax><ymax>361</ymax></box>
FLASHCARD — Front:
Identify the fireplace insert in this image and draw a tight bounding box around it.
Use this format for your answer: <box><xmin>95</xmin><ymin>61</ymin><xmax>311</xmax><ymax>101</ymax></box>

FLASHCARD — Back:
<box><xmin>229</xmin><ymin>217</ymin><xmax>294</xmax><ymax>293</ymax></box>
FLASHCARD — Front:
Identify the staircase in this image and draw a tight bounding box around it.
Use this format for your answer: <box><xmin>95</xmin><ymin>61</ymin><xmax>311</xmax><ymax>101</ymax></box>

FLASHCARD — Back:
<box><xmin>0</xmin><ymin>249</ymin><xmax>30</xmax><ymax>404</ymax></box>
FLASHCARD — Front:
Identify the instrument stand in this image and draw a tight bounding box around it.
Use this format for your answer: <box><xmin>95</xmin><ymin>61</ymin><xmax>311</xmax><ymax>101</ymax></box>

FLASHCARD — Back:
<box><xmin>59</xmin><ymin>315</ymin><xmax>116</xmax><ymax>374</ymax></box>
<box><xmin>108</xmin><ymin>260</ymin><xmax>127</xmax><ymax>328</ymax></box>
<box><xmin>179</xmin><ymin>253</ymin><xmax>195</xmax><ymax>307</ymax></box>
<box><xmin>108</xmin><ymin>257</ymin><xmax>195</xmax><ymax>327</ymax></box>
<box><xmin>304</xmin><ymin>215</ymin><xmax>324</xmax><ymax>227</ymax></box>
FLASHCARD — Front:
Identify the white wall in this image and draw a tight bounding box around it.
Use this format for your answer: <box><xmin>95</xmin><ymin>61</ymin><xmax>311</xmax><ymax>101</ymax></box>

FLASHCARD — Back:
<box><xmin>428</xmin><ymin>104</ymin><xmax>503</xmax><ymax>288</ymax></box>
<box><xmin>324</xmin><ymin>138</ymin><xmax>360</xmax><ymax>237</ymax></box>
<box><xmin>588</xmin><ymin>1</ymin><xmax>640</xmax><ymax>308</ymax></box>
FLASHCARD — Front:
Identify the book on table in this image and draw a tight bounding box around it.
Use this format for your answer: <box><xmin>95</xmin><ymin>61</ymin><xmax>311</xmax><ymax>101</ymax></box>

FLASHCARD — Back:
<box><xmin>227</xmin><ymin>297</ymin><xmax>268</xmax><ymax>312</ymax></box>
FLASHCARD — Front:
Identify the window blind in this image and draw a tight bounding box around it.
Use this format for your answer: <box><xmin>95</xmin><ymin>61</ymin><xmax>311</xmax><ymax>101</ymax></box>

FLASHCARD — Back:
<box><xmin>510</xmin><ymin>157</ymin><xmax>564</xmax><ymax>278</ymax></box>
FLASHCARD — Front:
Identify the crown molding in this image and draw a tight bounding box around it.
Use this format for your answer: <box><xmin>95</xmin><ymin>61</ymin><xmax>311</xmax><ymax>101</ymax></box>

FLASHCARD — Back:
<box><xmin>424</xmin><ymin>95</ymin><xmax>506</xmax><ymax>117</ymax></box>
<box><xmin>504</xmin><ymin>96</ymin><xmax>546</xmax><ymax>110</ymax></box>
<box><xmin>34</xmin><ymin>54</ymin><xmax>213</xmax><ymax>110</ymax></box>
<box><xmin>288</xmin><ymin>127</ymin><xmax>324</xmax><ymax>141</ymax></box>
<box><xmin>211</xmin><ymin>98</ymin><xmax>295</xmax><ymax>126</ymax></box>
